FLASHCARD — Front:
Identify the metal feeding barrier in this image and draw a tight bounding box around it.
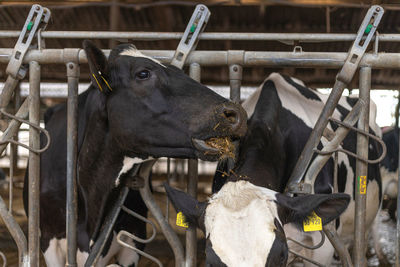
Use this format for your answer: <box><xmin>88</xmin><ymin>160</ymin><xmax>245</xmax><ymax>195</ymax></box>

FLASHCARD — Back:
<box><xmin>0</xmin><ymin>3</ymin><xmax>398</xmax><ymax>267</ymax></box>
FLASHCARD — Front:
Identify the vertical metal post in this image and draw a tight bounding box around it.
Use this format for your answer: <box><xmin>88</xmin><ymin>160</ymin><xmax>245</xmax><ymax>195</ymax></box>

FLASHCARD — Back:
<box><xmin>186</xmin><ymin>63</ymin><xmax>201</xmax><ymax>267</ymax></box>
<box><xmin>396</xmin><ymin>92</ymin><xmax>400</xmax><ymax>267</ymax></box>
<box><xmin>66</xmin><ymin>62</ymin><xmax>79</xmax><ymax>267</ymax></box>
<box><xmin>109</xmin><ymin>0</ymin><xmax>119</xmax><ymax>48</ymax></box>
<box><xmin>229</xmin><ymin>64</ymin><xmax>242</xmax><ymax>103</ymax></box>
<box><xmin>9</xmin><ymin>85</ymin><xmax>21</xmax><ymax>213</ymax></box>
<box><xmin>353</xmin><ymin>66</ymin><xmax>370</xmax><ymax>267</ymax></box>
<box><xmin>28</xmin><ymin>61</ymin><xmax>40</xmax><ymax>267</ymax></box>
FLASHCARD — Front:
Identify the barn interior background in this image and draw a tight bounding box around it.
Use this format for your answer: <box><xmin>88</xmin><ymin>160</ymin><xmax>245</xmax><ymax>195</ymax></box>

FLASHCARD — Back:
<box><xmin>0</xmin><ymin>0</ymin><xmax>399</xmax><ymax>266</ymax></box>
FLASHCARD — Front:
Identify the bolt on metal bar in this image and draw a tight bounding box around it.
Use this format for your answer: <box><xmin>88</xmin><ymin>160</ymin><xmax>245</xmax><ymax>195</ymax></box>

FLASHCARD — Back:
<box><xmin>1</xmin><ymin>31</ymin><xmax>400</xmax><ymax>43</ymax></box>
<box><xmin>353</xmin><ymin>66</ymin><xmax>371</xmax><ymax>267</ymax></box>
<box><xmin>186</xmin><ymin>63</ymin><xmax>201</xmax><ymax>267</ymax></box>
<box><xmin>229</xmin><ymin>64</ymin><xmax>242</xmax><ymax>103</ymax></box>
<box><xmin>66</xmin><ymin>62</ymin><xmax>79</xmax><ymax>267</ymax></box>
<box><xmin>28</xmin><ymin>60</ymin><xmax>40</xmax><ymax>267</ymax></box>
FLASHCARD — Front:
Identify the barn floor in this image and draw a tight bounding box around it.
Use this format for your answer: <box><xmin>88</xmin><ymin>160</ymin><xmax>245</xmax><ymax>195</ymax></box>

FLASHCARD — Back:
<box><xmin>0</xmin><ymin>172</ymin><xmax>396</xmax><ymax>267</ymax></box>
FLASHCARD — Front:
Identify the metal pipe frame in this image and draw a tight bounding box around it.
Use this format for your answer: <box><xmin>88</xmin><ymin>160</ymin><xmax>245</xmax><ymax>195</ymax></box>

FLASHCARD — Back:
<box><xmin>139</xmin><ymin>160</ymin><xmax>185</xmax><ymax>267</ymax></box>
<box><xmin>186</xmin><ymin>63</ymin><xmax>201</xmax><ymax>267</ymax></box>
<box><xmin>28</xmin><ymin>61</ymin><xmax>41</xmax><ymax>267</ymax></box>
<box><xmin>1</xmin><ymin>31</ymin><xmax>400</xmax><ymax>43</ymax></box>
<box><xmin>66</xmin><ymin>62</ymin><xmax>79</xmax><ymax>267</ymax></box>
<box><xmin>353</xmin><ymin>66</ymin><xmax>371</xmax><ymax>267</ymax></box>
<box><xmin>1</xmin><ymin>49</ymin><xmax>400</xmax><ymax>69</ymax></box>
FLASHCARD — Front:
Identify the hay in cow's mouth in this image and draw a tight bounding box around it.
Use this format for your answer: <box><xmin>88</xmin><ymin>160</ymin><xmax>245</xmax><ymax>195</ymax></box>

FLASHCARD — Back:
<box><xmin>204</xmin><ymin>137</ymin><xmax>235</xmax><ymax>159</ymax></box>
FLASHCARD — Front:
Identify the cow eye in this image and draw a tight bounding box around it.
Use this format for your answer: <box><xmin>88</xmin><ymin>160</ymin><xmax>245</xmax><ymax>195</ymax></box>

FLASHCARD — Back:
<box><xmin>135</xmin><ymin>70</ymin><xmax>150</xmax><ymax>80</ymax></box>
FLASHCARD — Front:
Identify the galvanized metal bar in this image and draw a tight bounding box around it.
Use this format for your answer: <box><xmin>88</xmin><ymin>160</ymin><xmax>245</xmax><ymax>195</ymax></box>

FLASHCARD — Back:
<box><xmin>323</xmin><ymin>224</ymin><xmax>352</xmax><ymax>267</ymax></box>
<box><xmin>66</xmin><ymin>62</ymin><xmax>79</xmax><ymax>267</ymax></box>
<box><xmin>397</xmin><ymin>111</ymin><xmax>400</xmax><ymax>267</ymax></box>
<box><xmin>353</xmin><ymin>66</ymin><xmax>371</xmax><ymax>267</ymax></box>
<box><xmin>2</xmin><ymin>49</ymin><xmax>400</xmax><ymax>69</ymax></box>
<box><xmin>304</xmin><ymin>100</ymin><xmax>363</xmax><ymax>189</ymax></box>
<box><xmin>139</xmin><ymin>160</ymin><xmax>185</xmax><ymax>267</ymax></box>
<box><xmin>229</xmin><ymin>64</ymin><xmax>242</xmax><ymax>103</ymax></box>
<box><xmin>0</xmin><ymin>194</ymin><xmax>28</xmax><ymax>266</ymax></box>
<box><xmin>0</xmin><ymin>76</ymin><xmax>19</xmax><ymax>110</ymax></box>
<box><xmin>85</xmin><ymin>187</ymin><xmax>130</xmax><ymax>267</ymax></box>
<box><xmin>28</xmin><ymin>60</ymin><xmax>40</xmax><ymax>267</ymax></box>
<box><xmin>185</xmin><ymin>63</ymin><xmax>201</xmax><ymax>267</ymax></box>
<box><xmin>1</xmin><ymin>31</ymin><xmax>400</xmax><ymax>42</ymax></box>
<box><xmin>0</xmin><ymin>98</ymin><xmax>29</xmax><ymax>155</ymax></box>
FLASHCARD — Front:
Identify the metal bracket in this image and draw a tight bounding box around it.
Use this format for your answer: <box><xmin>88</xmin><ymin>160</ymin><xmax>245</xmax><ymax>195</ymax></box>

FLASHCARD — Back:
<box><xmin>286</xmin><ymin>5</ymin><xmax>384</xmax><ymax>194</ymax></box>
<box><xmin>337</xmin><ymin>5</ymin><xmax>383</xmax><ymax>84</ymax></box>
<box><xmin>6</xmin><ymin>4</ymin><xmax>50</xmax><ymax>79</ymax></box>
<box><xmin>170</xmin><ymin>4</ymin><xmax>211</xmax><ymax>68</ymax></box>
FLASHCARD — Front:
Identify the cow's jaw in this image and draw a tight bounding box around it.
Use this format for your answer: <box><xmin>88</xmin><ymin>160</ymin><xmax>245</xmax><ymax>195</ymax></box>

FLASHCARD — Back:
<box><xmin>204</xmin><ymin>181</ymin><xmax>279</xmax><ymax>266</ymax></box>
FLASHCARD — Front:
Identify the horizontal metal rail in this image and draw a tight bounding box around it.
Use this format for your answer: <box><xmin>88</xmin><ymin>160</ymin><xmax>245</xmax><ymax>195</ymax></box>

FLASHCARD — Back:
<box><xmin>0</xmin><ymin>31</ymin><xmax>400</xmax><ymax>43</ymax></box>
<box><xmin>0</xmin><ymin>49</ymin><xmax>400</xmax><ymax>68</ymax></box>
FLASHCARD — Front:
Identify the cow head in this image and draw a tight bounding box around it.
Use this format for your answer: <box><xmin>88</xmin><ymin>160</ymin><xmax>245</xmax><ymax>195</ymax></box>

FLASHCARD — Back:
<box><xmin>83</xmin><ymin>40</ymin><xmax>247</xmax><ymax>161</ymax></box>
<box><xmin>165</xmin><ymin>180</ymin><xmax>349</xmax><ymax>267</ymax></box>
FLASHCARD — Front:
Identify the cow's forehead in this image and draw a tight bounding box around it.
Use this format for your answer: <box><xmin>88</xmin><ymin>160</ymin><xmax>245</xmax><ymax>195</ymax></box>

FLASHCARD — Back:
<box><xmin>205</xmin><ymin>181</ymin><xmax>280</xmax><ymax>266</ymax></box>
<box><xmin>119</xmin><ymin>47</ymin><xmax>166</xmax><ymax>67</ymax></box>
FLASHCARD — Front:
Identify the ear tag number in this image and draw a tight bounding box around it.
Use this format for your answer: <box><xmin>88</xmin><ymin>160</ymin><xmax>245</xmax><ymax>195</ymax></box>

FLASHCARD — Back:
<box><xmin>303</xmin><ymin>211</ymin><xmax>322</xmax><ymax>232</ymax></box>
<box><xmin>176</xmin><ymin>212</ymin><xmax>189</xmax><ymax>228</ymax></box>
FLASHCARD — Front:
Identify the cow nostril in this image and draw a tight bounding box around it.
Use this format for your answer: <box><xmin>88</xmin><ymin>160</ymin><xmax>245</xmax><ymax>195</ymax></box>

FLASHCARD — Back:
<box><xmin>223</xmin><ymin>109</ymin><xmax>238</xmax><ymax>124</ymax></box>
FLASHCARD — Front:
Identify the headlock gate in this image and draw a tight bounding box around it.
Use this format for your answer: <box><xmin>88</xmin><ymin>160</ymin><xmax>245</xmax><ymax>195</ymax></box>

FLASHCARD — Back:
<box><xmin>0</xmin><ymin>3</ymin><xmax>399</xmax><ymax>267</ymax></box>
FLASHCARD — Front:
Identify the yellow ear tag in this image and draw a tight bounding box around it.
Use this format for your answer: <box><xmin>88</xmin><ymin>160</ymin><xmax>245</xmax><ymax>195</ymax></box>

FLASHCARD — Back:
<box><xmin>303</xmin><ymin>211</ymin><xmax>322</xmax><ymax>232</ymax></box>
<box><xmin>176</xmin><ymin>212</ymin><xmax>189</xmax><ymax>228</ymax></box>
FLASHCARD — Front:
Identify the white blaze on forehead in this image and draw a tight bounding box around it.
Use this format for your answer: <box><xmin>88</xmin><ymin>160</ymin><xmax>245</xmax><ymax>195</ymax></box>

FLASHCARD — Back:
<box><xmin>120</xmin><ymin>47</ymin><xmax>166</xmax><ymax>67</ymax></box>
<box><xmin>205</xmin><ymin>180</ymin><xmax>279</xmax><ymax>267</ymax></box>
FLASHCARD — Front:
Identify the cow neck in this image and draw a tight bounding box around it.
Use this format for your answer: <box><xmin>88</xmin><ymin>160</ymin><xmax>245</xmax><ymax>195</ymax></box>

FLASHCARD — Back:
<box><xmin>77</xmin><ymin>99</ymin><xmax>126</xmax><ymax>237</ymax></box>
<box><xmin>229</xmin><ymin>80</ymin><xmax>286</xmax><ymax>192</ymax></box>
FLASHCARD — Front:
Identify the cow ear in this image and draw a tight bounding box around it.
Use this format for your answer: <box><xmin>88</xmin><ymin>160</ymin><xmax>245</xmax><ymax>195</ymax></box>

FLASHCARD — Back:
<box><xmin>164</xmin><ymin>183</ymin><xmax>206</xmax><ymax>231</ymax></box>
<box><xmin>83</xmin><ymin>40</ymin><xmax>113</xmax><ymax>93</ymax></box>
<box><xmin>276</xmin><ymin>193</ymin><xmax>350</xmax><ymax>228</ymax></box>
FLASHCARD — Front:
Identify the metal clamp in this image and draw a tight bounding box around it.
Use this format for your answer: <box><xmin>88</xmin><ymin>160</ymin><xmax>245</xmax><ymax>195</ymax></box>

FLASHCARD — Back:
<box><xmin>337</xmin><ymin>5</ymin><xmax>383</xmax><ymax>84</ymax></box>
<box><xmin>286</xmin><ymin>5</ymin><xmax>384</xmax><ymax>194</ymax></box>
<box><xmin>6</xmin><ymin>4</ymin><xmax>50</xmax><ymax>79</ymax></box>
<box><xmin>0</xmin><ymin>109</ymin><xmax>50</xmax><ymax>154</ymax></box>
<box><xmin>170</xmin><ymin>4</ymin><xmax>211</xmax><ymax>68</ymax></box>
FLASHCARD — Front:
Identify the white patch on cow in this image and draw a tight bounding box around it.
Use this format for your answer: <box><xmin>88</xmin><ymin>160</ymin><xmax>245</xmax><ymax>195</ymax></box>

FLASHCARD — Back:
<box><xmin>381</xmin><ymin>166</ymin><xmax>398</xmax><ymax>198</ymax></box>
<box><xmin>120</xmin><ymin>47</ymin><xmax>166</xmax><ymax>67</ymax></box>
<box><xmin>44</xmin><ymin>238</ymin><xmax>89</xmax><ymax>267</ymax></box>
<box><xmin>205</xmin><ymin>180</ymin><xmax>279</xmax><ymax>267</ymax></box>
<box><xmin>115</xmin><ymin>156</ymin><xmax>154</xmax><ymax>186</ymax></box>
<box><xmin>117</xmin><ymin>237</ymin><xmax>140</xmax><ymax>266</ymax></box>
<box><xmin>243</xmin><ymin>73</ymin><xmax>380</xmax><ymax>138</ymax></box>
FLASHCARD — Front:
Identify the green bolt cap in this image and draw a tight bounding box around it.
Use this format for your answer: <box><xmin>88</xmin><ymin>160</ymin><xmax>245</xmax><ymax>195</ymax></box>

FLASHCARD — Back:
<box><xmin>27</xmin><ymin>21</ymin><xmax>34</xmax><ymax>31</ymax></box>
<box><xmin>365</xmin><ymin>24</ymin><xmax>373</xmax><ymax>34</ymax></box>
<box><xmin>190</xmin><ymin>24</ymin><xmax>197</xmax><ymax>33</ymax></box>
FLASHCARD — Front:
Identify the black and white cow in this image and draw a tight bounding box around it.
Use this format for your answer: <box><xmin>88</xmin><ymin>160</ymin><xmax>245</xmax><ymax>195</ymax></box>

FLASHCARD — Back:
<box><xmin>23</xmin><ymin>41</ymin><xmax>247</xmax><ymax>266</ymax></box>
<box><xmin>377</xmin><ymin>126</ymin><xmax>398</xmax><ymax>221</ymax></box>
<box><xmin>381</xmin><ymin>126</ymin><xmax>398</xmax><ymax>200</ymax></box>
<box><xmin>166</xmin><ymin>73</ymin><xmax>382</xmax><ymax>266</ymax></box>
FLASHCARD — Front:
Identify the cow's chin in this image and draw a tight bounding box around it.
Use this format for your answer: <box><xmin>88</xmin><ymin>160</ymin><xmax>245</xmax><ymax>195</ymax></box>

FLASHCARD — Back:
<box><xmin>192</xmin><ymin>137</ymin><xmax>236</xmax><ymax>162</ymax></box>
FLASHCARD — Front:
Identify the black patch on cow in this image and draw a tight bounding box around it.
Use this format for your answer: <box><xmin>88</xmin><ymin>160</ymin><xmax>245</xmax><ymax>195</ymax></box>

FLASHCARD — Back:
<box><xmin>281</xmin><ymin>74</ymin><xmax>321</xmax><ymax>101</ymax></box>
<box><xmin>382</xmin><ymin>127</ymin><xmax>399</xmax><ymax>172</ymax></box>
<box><xmin>205</xmin><ymin>238</ymin><xmax>228</xmax><ymax>267</ymax></box>
<box><xmin>266</xmin><ymin>218</ymin><xmax>288</xmax><ymax>267</ymax></box>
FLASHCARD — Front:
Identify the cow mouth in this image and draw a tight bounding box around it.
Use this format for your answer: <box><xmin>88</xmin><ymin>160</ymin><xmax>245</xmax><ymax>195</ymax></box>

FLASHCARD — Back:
<box><xmin>192</xmin><ymin>137</ymin><xmax>236</xmax><ymax>160</ymax></box>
